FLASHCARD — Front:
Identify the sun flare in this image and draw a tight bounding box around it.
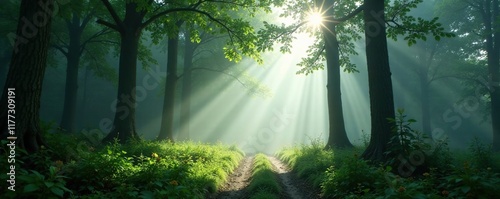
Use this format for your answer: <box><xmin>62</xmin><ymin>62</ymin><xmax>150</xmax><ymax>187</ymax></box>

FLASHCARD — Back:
<box><xmin>306</xmin><ymin>11</ymin><xmax>324</xmax><ymax>28</ymax></box>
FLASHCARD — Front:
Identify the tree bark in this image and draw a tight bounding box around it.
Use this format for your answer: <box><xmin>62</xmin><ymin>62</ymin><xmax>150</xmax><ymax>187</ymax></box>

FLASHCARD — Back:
<box><xmin>158</xmin><ymin>37</ymin><xmax>179</xmax><ymax>141</ymax></box>
<box><xmin>322</xmin><ymin>0</ymin><xmax>353</xmax><ymax>149</ymax></box>
<box><xmin>60</xmin><ymin>14</ymin><xmax>82</xmax><ymax>133</ymax></box>
<box><xmin>489</xmin><ymin>0</ymin><xmax>500</xmax><ymax>151</ymax></box>
<box><xmin>102</xmin><ymin>2</ymin><xmax>144</xmax><ymax>143</ymax></box>
<box><xmin>179</xmin><ymin>31</ymin><xmax>194</xmax><ymax>141</ymax></box>
<box><xmin>361</xmin><ymin>0</ymin><xmax>396</xmax><ymax>162</ymax></box>
<box><xmin>0</xmin><ymin>0</ymin><xmax>54</xmax><ymax>153</ymax></box>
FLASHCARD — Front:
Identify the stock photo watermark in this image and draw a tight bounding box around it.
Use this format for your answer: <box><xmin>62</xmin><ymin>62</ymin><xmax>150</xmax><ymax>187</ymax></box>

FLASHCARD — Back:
<box><xmin>7</xmin><ymin>0</ymin><xmax>69</xmax><ymax>53</ymax></box>
<box><xmin>6</xmin><ymin>88</ymin><xmax>16</xmax><ymax>191</ymax></box>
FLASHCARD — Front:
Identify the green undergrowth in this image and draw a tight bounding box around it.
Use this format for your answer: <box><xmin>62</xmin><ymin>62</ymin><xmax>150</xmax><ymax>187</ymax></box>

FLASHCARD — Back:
<box><xmin>1</xmin><ymin>131</ymin><xmax>244</xmax><ymax>199</ymax></box>
<box><xmin>277</xmin><ymin>140</ymin><xmax>500</xmax><ymax>199</ymax></box>
<box><xmin>248</xmin><ymin>153</ymin><xmax>281</xmax><ymax>199</ymax></box>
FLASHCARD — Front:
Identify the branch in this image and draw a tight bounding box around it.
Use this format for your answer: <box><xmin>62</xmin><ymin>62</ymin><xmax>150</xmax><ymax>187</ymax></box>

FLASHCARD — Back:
<box><xmin>96</xmin><ymin>19</ymin><xmax>119</xmax><ymax>31</ymax></box>
<box><xmin>80</xmin><ymin>10</ymin><xmax>95</xmax><ymax>30</ymax></box>
<box><xmin>99</xmin><ymin>0</ymin><xmax>123</xmax><ymax>29</ymax></box>
<box><xmin>80</xmin><ymin>28</ymin><xmax>114</xmax><ymax>50</ymax></box>
<box><xmin>51</xmin><ymin>44</ymin><xmax>68</xmax><ymax>57</ymax></box>
<box><xmin>331</xmin><ymin>4</ymin><xmax>364</xmax><ymax>24</ymax></box>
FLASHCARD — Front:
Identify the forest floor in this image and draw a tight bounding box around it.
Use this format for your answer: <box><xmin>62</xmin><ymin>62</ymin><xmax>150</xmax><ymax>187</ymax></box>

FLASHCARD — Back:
<box><xmin>212</xmin><ymin>155</ymin><xmax>320</xmax><ymax>199</ymax></box>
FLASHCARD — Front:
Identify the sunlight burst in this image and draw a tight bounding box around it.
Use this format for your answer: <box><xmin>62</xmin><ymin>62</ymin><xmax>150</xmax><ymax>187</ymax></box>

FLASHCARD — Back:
<box><xmin>306</xmin><ymin>10</ymin><xmax>324</xmax><ymax>28</ymax></box>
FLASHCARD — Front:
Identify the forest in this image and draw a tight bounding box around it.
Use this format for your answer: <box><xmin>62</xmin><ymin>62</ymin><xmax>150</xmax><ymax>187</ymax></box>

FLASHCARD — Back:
<box><xmin>0</xmin><ymin>0</ymin><xmax>499</xmax><ymax>198</ymax></box>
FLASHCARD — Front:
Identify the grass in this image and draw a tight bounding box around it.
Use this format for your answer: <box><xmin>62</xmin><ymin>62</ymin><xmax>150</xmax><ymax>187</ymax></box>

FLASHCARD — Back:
<box><xmin>0</xmin><ymin>132</ymin><xmax>244</xmax><ymax>199</ymax></box>
<box><xmin>276</xmin><ymin>140</ymin><xmax>500</xmax><ymax>198</ymax></box>
<box><xmin>248</xmin><ymin>153</ymin><xmax>281</xmax><ymax>199</ymax></box>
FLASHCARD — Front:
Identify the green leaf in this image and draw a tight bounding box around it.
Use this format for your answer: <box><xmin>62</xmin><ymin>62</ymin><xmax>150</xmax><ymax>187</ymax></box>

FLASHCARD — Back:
<box><xmin>50</xmin><ymin>187</ymin><xmax>64</xmax><ymax>197</ymax></box>
<box><xmin>44</xmin><ymin>181</ymin><xmax>55</xmax><ymax>188</ymax></box>
<box><xmin>460</xmin><ymin>186</ymin><xmax>471</xmax><ymax>193</ymax></box>
<box><xmin>23</xmin><ymin>184</ymin><xmax>40</xmax><ymax>192</ymax></box>
<box><xmin>140</xmin><ymin>190</ymin><xmax>155</xmax><ymax>199</ymax></box>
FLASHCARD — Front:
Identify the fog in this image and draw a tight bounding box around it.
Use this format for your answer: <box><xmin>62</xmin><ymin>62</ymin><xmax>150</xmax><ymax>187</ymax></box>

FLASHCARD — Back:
<box><xmin>0</xmin><ymin>0</ymin><xmax>493</xmax><ymax>154</ymax></box>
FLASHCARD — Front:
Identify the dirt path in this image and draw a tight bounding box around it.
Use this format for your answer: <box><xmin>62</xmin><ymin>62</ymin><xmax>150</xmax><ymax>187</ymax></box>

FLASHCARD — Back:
<box><xmin>268</xmin><ymin>156</ymin><xmax>320</xmax><ymax>199</ymax></box>
<box><xmin>213</xmin><ymin>156</ymin><xmax>254</xmax><ymax>199</ymax></box>
<box><xmin>213</xmin><ymin>155</ymin><xmax>319</xmax><ymax>199</ymax></box>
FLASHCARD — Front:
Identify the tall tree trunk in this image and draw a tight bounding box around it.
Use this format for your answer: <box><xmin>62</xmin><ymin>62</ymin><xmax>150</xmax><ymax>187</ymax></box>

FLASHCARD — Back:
<box><xmin>102</xmin><ymin>3</ymin><xmax>143</xmax><ymax>143</ymax></box>
<box><xmin>0</xmin><ymin>0</ymin><xmax>53</xmax><ymax>153</ymax></box>
<box><xmin>481</xmin><ymin>0</ymin><xmax>500</xmax><ymax>151</ymax></box>
<box><xmin>60</xmin><ymin>15</ymin><xmax>82</xmax><ymax>133</ymax></box>
<box><xmin>419</xmin><ymin>73</ymin><xmax>431</xmax><ymax>136</ymax></box>
<box><xmin>361</xmin><ymin>0</ymin><xmax>396</xmax><ymax>162</ymax></box>
<box><xmin>158</xmin><ymin>37</ymin><xmax>179</xmax><ymax>141</ymax></box>
<box><xmin>322</xmin><ymin>1</ymin><xmax>353</xmax><ymax>149</ymax></box>
<box><xmin>489</xmin><ymin>0</ymin><xmax>500</xmax><ymax>151</ymax></box>
<box><xmin>179</xmin><ymin>32</ymin><xmax>194</xmax><ymax>141</ymax></box>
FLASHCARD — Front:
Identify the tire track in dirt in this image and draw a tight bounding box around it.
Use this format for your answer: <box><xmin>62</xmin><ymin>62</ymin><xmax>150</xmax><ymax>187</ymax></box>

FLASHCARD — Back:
<box><xmin>213</xmin><ymin>156</ymin><xmax>254</xmax><ymax>199</ymax></box>
<box><xmin>268</xmin><ymin>156</ymin><xmax>320</xmax><ymax>199</ymax></box>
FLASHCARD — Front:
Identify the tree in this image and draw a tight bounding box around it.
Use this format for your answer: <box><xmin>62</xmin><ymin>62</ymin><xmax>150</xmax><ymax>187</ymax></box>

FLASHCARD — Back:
<box><xmin>179</xmin><ymin>30</ymin><xmax>194</xmax><ymax>141</ymax></box>
<box><xmin>319</xmin><ymin>0</ymin><xmax>359</xmax><ymax>148</ymax></box>
<box><xmin>360</xmin><ymin>0</ymin><xmax>395</xmax><ymax>161</ymax></box>
<box><xmin>437</xmin><ymin>0</ymin><xmax>500</xmax><ymax>151</ymax></box>
<box><xmin>97</xmin><ymin>0</ymin><xmax>279</xmax><ymax>143</ymax></box>
<box><xmin>258</xmin><ymin>0</ymin><xmax>365</xmax><ymax>149</ymax></box>
<box><xmin>158</xmin><ymin>34</ymin><xmax>180</xmax><ymax>141</ymax></box>
<box><xmin>259</xmin><ymin>0</ymin><xmax>452</xmax><ymax>160</ymax></box>
<box><xmin>0</xmin><ymin>0</ymin><xmax>56</xmax><ymax>153</ymax></box>
<box><xmin>51</xmin><ymin>1</ymin><xmax>117</xmax><ymax>133</ymax></box>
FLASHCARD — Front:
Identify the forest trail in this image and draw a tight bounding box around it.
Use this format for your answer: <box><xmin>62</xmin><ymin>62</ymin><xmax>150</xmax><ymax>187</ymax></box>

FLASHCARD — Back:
<box><xmin>213</xmin><ymin>155</ymin><xmax>319</xmax><ymax>199</ymax></box>
<box><xmin>268</xmin><ymin>156</ymin><xmax>319</xmax><ymax>199</ymax></box>
<box><xmin>214</xmin><ymin>156</ymin><xmax>254</xmax><ymax>199</ymax></box>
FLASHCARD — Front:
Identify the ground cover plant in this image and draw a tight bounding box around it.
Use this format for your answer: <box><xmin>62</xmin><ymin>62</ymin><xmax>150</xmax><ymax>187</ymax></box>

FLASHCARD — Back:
<box><xmin>277</xmin><ymin>140</ymin><xmax>500</xmax><ymax>198</ymax></box>
<box><xmin>0</xmin><ymin>131</ymin><xmax>244</xmax><ymax>199</ymax></box>
<box><xmin>248</xmin><ymin>153</ymin><xmax>281</xmax><ymax>199</ymax></box>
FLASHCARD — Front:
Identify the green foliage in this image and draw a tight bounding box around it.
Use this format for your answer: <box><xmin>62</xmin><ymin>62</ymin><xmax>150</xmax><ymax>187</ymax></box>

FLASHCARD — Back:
<box><xmin>1</xmin><ymin>133</ymin><xmax>243</xmax><ymax>199</ymax></box>
<box><xmin>440</xmin><ymin>161</ymin><xmax>500</xmax><ymax>198</ymax></box>
<box><xmin>277</xmin><ymin>137</ymin><xmax>500</xmax><ymax>199</ymax></box>
<box><xmin>248</xmin><ymin>154</ymin><xmax>281</xmax><ymax>198</ymax></box>
<box><xmin>386</xmin><ymin>0</ymin><xmax>455</xmax><ymax>46</ymax></box>
<box><xmin>140</xmin><ymin>0</ymin><xmax>285</xmax><ymax>65</ymax></box>
<box><xmin>321</xmin><ymin>154</ymin><xmax>387</xmax><ymax>198</ymax></box>
<box><xmin>277</xmin><ymin>139</ymin><xmax>337</xmax><ymax>187</ymax></box>
<box><xmin>258</xmin><ymin>0</ymin><xmax>453</xmax><ymax>75</ymax></box>
<box><xmin>16</xmin><ymin>166</ymin><xmax>73</xmax><ymax>199</ymax></box>
<box><xmin>385</xmin><ymin>109</ymin><xmax>431</xmax><ymax>175</ymax></box>
<box><xmin>468</xmin><ymin>138</ymin><xmax>495</xmax><ymax>170</ymax></box>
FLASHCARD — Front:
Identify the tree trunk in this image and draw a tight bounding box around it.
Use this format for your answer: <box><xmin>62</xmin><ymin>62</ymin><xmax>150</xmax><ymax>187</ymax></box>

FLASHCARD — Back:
<box><xmin>158</xmin><ymin>37</ymin><xmax>179</xmax><ymax>141</ymax></box>
<box><xmin>419</xmin><ymin>73</ymin><xmax>431</xmax><ymax>136</ymax></box>
<box><xmin>0</xmin><ymin>0</ymin><xmax>53</xmax><ymax>153</ymax></box>
<box><xmin>490</xmin><ymin>0</ymin><xmax>500</xmax><ymax>151</ymax></box>
<box><xmin>483</xmin><ymin>0</ymin><xmax>500</xmax><ymax>151</ymax></box>
<box><xmin>179</xmin><ymin>32</ymin><xmax>194</xmax><ymax>141</ymax></box>
<box><xmin>361</xmin><ymin>0</ymin><xmax>396</xmax><ymax>162</ymax></box>
<box><xmin>60</xmin><ymin>14</ymin><xmax>82</xmax><ymax>133</ymax></box>
<box><xmin>322</xmin><ymin>1</ymin><xmax>353</xmax><ymax>149</ymax></box>
<box><xmin>102</xmin><ymin>3</ymin><xmax>143</xmax><ymax>143</ymax></box>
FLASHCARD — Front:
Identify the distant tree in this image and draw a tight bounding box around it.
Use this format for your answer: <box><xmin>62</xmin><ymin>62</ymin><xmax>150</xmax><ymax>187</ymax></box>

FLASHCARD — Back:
<box><xmin>0</xmin><ymin>0</ymin><xmax>55</xmax><ymax>153</ymax></box>
<box><xmin>97</xmin><ymin>0</ymin><xmax>280</xmax><ymax>143</ymax></box>
<box><xmin>158</xmin><ymin>32</ymin><xmax>181</xmax><ymax>141</ymax></box>
<box><xmin>437</xmin><ymin>0</ymin><xmax>500</xmax><ymax>151</ymax></box>
<box><xmin>176</xmin><ymin>27</ymin><xmax>272</xmax><ymax>141</ymax></box>
<box><xmin>50</xmin><ymin>1</ymin><xmax>117</xmax><ymax>133</ymax></box>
